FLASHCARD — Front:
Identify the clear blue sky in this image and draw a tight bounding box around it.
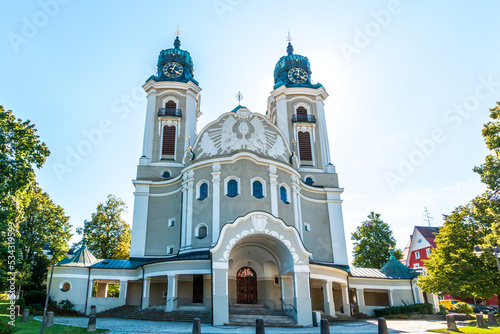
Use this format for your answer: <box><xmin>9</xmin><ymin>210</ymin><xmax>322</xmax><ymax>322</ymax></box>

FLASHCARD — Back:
<box><xmin>2</xmin><ymin>1</ymin><xmax>500</xmax><ymax>263</ymax></box>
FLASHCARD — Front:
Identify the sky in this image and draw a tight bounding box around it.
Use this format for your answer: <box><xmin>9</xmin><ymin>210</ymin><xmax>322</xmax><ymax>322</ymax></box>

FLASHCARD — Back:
<box><xmin>1</xmin><ymin>0</ymin><xmax>500</xmax><ymax>264</ymax></box>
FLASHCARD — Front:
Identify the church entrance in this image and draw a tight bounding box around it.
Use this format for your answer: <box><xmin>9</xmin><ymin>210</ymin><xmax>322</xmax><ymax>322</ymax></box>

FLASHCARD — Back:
<box><xmin>237</xmin><ymin>267</ymin><xmax>257</xmax><ymax>304</ymax></box>
<box><xmin>192</xmin><ymin>275</ymin><xmax>203</xmax><ymax>303</ymax></box>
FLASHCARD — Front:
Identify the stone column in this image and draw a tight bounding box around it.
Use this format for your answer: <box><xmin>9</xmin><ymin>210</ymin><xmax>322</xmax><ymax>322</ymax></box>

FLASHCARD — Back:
<box><xmin>322</xmin><ymin>281</ymin><xmax>336</xmax><ymax>317</ymax></box>
<box><xmin>142</xmin><ymin>277</ymin><xmax>151</xmax><ymax>309</ymax></box>
<box><xmin>119</xmin><ymin>280</ymin><xmax>128</xmax><ymax>304</ymax></box>
<box><xmin>203</xmin><ymin>274</ymin><xmax>211</xmax><ymax>307</ymax></box>
<box><xmin>212</xmin><ymin>262</ymin><xmax>229</xmax><ymax>325</ymax></box>
<box><xmin>268</xmin><ymin>165</ymin><xmax>278</xmax><ymax>216</ymax></box>
<box><xmin>293</xmin><ymin>270</ymin><xmax>312</xmax><ymax>326</ymax></box>
<box><xmin>388</xmin><ymin>290</ymin><xmax>394</xmax><ymax>307</ymax></box>
<box><xmin>356</xmin><ymin>288</ymin><xmax>365</xmax><ymax>315</ymax></box>
<box><xmin>211</xmin><ymin>163</ymin><xmax>221</xmax><ymax>245</ymax></box>
<box><xmin>281</xmin><ymin>276</ymin><xmax>294</xmax><ymax>305</ymax></box>
<box><xmin>340</xmin><ymin>284</ymin><xmax>350</xmax><ymax>316</ymax></box>
<box><xmin>166</xmin><ymin>275</ymin><xmax>178</xmax><ymax>312</ymax></box>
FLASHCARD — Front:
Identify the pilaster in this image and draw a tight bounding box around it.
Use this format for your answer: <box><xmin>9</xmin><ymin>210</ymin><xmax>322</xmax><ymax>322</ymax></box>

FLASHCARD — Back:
<box><xmin>211</xmin><ymin>163</ymin><xmax>221</xmax><ymax>245</ymax></box>
<box><xmin>166</xmin><ymin>275</ymin><xmax>178</xmax><ymax>312</ymax></box>
<box><xmin>268</xmin><ymin>165</ymin><xmax>278</xmax><ymax>216</ymax></box>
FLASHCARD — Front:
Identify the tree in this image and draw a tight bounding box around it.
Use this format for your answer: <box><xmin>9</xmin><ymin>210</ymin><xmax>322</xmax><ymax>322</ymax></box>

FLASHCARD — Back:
<box><xmin>76</xmin><ymin>195</ymin><xmax>130</xmax><ymax>259</ymax></box>
<box><xmin>418</xmin><ymin>102</ymin><xmax>500</xmax><ymax>299</ymax></box>
<box><xmin>351</xmin><ymin>212</ymin><xmax>402</xmax><ymax>268</ymax></box>
<box><xmin>18</xmin><ymin>184</ymin><xmax>72</xmax><ymax>290</ymax></box>
<box><xmin>0</xmin><ymin>106</ymin><xmax>50</xmax><ymax>290</ymax></box>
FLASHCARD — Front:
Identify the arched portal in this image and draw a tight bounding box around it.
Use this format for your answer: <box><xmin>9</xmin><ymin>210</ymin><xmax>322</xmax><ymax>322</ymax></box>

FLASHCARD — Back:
<box><xmin>237</xmin><ymin>267</ymin><xmax>257</xmax><ymax>304</ymax></box>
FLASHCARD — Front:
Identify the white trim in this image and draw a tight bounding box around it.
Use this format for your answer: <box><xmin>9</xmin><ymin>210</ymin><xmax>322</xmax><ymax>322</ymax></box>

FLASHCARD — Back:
<box><xmin>168</xmin><ymin>217</ymin><xmax>175</xmax><ymax>227</ymax></box>
<box><xmin>224</xmin><ymin>176</ymin><xmax>241</xmax><ymax>197</ymax></box>
<box><xmin>293</xmin><ymin>101</ymin><xmax>311</xmax><ymax>115</ymax></box>
<box><xmin>159</xmin><ymin>123</ymin><xmax>178</xmax><ymax>160</ymax></box>
<box><xmin>349</xmin><ymin>284</ymin><xmax>412</xmax><ymax>290</ymax></box>
<box><xmin>149</xmin><ymin>187</ymin><xmax>183</xmax><ymax>197</ymax></box>
<box><xmin>294</xmin><ymin>125</ymin><xmax>316</xmax><ymax>167</ymax></box>
<box><xmin>250</xmin><ymin>177</ymin><xmax>267</xmax><ymax>198</ymax></box>
<box><xmin>161</xmin><ymin>96</ymin><xmax>179</xmax><ymax>109</ymax></box>
<box><xmin>196</xmin><ymin>179</ymin><xmax>210</xmax><ymax>200</ymax></box>
<box><xmin>166</xmin><ymin>245</ymin><xmax>175</xmax><ymax>255</ymax></box>
<box><xmin>304</xmin><ymin>222</ymin><xmax>311</xmax><ymax>231</ymax></box>
<box><xmin>212</xmin><ymin>262</ymin><xmax>229</xmax><ymax>270</ymax></box>
<box><xmin>212</xmin><ymin>164</ymin><xmax>221</xmax><ymax>245</ymax></box>
<box><xmin>51</xmin><ymin>273</ymin><xmax>90</xmax><ymax>279</ymax></box>
<box><xmin>59</xmin><ymin>281</ymin><xmax>72</xmax><ymax>292</ymax></box>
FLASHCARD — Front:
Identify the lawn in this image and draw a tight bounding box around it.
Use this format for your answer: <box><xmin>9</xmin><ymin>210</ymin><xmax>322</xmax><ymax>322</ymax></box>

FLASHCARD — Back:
<box><xmin>0</xmin><ymin>301</ymin><xmax>107</xmax><ymax>334</ymax></box>
<box><xmin>430</xmin><ymin>315</ymin><xmax>500</xmax><ymax>333</ymax></box>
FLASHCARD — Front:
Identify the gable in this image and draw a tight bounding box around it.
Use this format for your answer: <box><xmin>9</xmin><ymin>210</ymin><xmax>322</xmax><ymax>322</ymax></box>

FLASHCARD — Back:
<box><xmin>191</xmin><ymin>108</ymin><xmax>292</xmax><ymax>164</ymax></box>
<box><xmin>409</xmin><ymin>228</ymin><xmax>432</xmax><ymax>252</ymax></box>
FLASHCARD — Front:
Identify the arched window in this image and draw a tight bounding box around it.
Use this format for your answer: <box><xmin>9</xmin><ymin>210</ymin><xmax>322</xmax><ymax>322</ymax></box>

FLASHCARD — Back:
<box><xmin>252</xmin><ymin>181</ymin><xmax>263</xmax><ymax>199</ymax></box>
<box><xmin>161</xmin><ymin>169</ymin><xmax>171</xmax><ymax>178</ymax></box>
<box><xmin>227</xmin><ymin>179</ymin><xmax>238</xmax><ymax>197</ymax></box>
<box><xmin>296</xmin><ymin>106</ymin><xmax>307</xmax><ymax>115</ymax></box>
<box><xmin>162</xmin><ymin>125</ymin><xmax>176</xmax><ymax>157</ymax></box>
<box><xmin>305</xmin><ymin>177</ymin><xmax>314</xmax><ymax>185</ymax></box>
<box><xmin>196</xmin><ymin>224</ymin><xmax>208</xmax><ymax>239</ymax></box>
<box><xmin>298</xmin><ymin>131</ymin><xmax>312</xmax><ymax>163</ymax></box>
<box><xmin>165</xmin><ymin>100</ymin><xmax>176</xmax><ymax>110</ymax></box>
<box><xmin>280</xmin><ymin>186</ymin><xmax>289</xmax><ymax>204</ymax></box>
<box><xmin>198</xmin><ymin>183</ymin><xmax>208</xmax><ymax>200</ymax></box>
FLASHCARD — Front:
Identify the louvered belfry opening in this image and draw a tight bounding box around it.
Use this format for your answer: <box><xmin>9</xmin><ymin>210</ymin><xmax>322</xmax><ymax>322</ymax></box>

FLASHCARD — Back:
<box><xmin>296</xmin><ymin>106</ymin><xmax>307</xmax><ymax>115</ymax></box>
<box><xmin>298</xmin><ymin>131</ymin><xmax>312</xmax><ymax>163</ymax></box>
<box><xmin>165</xmin><ymin>100</ymin><xmax>176</xmax><ymax>110</ymax></box>
<box><xmin>162</xmin><ymin>126</ymin><xmax>176</xmax><ymax>157</ymax></box>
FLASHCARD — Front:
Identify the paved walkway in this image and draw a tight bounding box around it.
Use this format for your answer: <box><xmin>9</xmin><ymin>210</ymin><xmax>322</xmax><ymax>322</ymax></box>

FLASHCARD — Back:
<box><xmin>37</xmin><ymin>316</ymin><xmax>448</xmax><ymax>334</ymax></box>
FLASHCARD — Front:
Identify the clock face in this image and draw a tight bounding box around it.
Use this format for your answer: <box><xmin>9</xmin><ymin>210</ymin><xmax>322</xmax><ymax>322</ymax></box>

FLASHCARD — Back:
<box><xmin>288</xmin><ymin>68</ymin><xmax>308</xmax><ymax>84</ymax></box>
<box><xmin>163</xmin><ymin>62</ymin><xmax>183</xmax><ymax>78</ymax></box>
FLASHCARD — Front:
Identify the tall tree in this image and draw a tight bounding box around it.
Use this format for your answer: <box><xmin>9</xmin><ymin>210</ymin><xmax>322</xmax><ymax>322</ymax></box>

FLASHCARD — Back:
<box><xmin>76</xmin><ymin>195</ymin><xmax>131</xmax><ymax>259</ymax></box>
<box><xmin>352</xmin><ymin>212</ymin><xmax>401</xmax><ymax>268</ymax></box>
<box><xmin>0</xmin><ymin>106</ymin><xmax>50</xmax><ymax>290</ymax></box>
<box><xmin>418</xmin><ymin>102</ymin><xmax>500</xmax><ymax>299</ymax></box>
<box><xmin>18</xmin><ymin>184</ymin><xmax>72</xmax><ymax>290</ymax></box>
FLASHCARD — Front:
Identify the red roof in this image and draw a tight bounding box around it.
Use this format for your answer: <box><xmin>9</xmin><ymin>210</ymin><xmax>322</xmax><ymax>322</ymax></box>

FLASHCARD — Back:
<box><xmin>415</xmin><ymin>226</ymin><xmax>440</xmax><ymax>248</ymax></box>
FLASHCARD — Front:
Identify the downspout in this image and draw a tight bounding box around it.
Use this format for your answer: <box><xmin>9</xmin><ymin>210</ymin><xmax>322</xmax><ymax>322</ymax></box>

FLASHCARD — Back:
<box><xmin>84</xmin><ymin>268</ymin><xmax>91</xmax><ymax>315</ymax></box>
<box><xmin>140</xmin><ymin>266</ymin><xmax>145</xmax><ymax>310</ymax></box>
<box><xmin>410</xmin><ymin>278</ymin><xmax>415</xmax><ymax>304</ymax></box>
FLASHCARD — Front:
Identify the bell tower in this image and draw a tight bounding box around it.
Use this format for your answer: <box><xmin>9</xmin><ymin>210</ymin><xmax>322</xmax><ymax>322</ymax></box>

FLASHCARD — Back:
<box><xmin>268</xmin><ymin>35</ymin><xmax>332</xmax><ymax>173</ymax></box>
<box><xmin>139</xmin><ymin>31</ymin><xmax>201</xmax><ymax>169</ymax></box>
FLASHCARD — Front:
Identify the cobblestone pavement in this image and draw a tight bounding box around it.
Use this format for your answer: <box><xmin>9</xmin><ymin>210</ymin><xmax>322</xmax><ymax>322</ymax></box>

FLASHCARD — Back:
<box><xmin>37</xmin><ymin>316</ymin><xmax>448</xmax><ymax>334</ymax></box>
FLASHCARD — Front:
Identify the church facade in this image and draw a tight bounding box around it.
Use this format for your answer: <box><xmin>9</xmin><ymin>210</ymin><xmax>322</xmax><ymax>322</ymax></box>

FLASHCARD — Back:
<box><xmin>49</xmin><ymin>35</ymin><xmax>437</xmax><ymax>326</ymax></box>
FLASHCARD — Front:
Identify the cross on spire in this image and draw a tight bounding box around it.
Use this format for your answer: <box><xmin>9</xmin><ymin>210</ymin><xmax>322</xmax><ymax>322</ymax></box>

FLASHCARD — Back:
<box><xmin>236</xmin><ymin>91</ymin><xmax>243</xmax><ymax>105</ymax></box>
<box><xmin>175</xmin><ymin>25</ymin><xmax>181</xmax><ymax>36</ymax></box>
<box><xmin>286</xmin><ymin>31</ymin><xmax>294</xmax><ymax>55</ymax></box>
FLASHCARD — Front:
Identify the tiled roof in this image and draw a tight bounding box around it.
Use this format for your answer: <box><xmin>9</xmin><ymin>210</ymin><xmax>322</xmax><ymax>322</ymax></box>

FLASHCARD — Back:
<box><xmin>415</xmin><ymin>226</ymin><xmax>440</xmax><ymax>248</ymax></box>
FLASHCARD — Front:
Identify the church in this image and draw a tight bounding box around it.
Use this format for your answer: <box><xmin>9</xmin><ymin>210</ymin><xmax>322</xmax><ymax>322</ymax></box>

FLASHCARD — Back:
<box><xmin>49</xmin><ymin>33</ymin><xmax>438</xmax><ymax>326</ymax></box>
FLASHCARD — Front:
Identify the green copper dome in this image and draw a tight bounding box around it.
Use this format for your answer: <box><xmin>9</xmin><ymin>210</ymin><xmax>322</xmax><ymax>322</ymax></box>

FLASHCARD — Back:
<box><xmin>147</xmin><ymin>36</ymin><xmax>198</xmax><ymax>85</ymax></box>
<box><xmin>273</xmin><ymin>42</ymin><xmax>322</xmax><ymax>90</ymax></box>
<box><xmin>380</xmin><ymin>250</ymin><xmax>417</xmax><ymax>279</ymax></box>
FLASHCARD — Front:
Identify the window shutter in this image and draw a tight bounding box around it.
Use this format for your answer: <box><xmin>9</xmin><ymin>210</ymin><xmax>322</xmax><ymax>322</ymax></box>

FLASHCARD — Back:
<box><xmin>165</xmin><ymin>100</ymin><xmax>176</xmax><ymax>110</ymax></box>
<box><xmin>162</xmin><ymin>126</ymin><xmax>176</xmax><ymax>156</ymax></box>
<box><xmin>296</xmin><ymin>106</ymin><xmax>307</xmax><ymax>115</ymax></box>
<box><xmin>298</xmin><ymin>131</ymin><xmax>312</xmax><ymax>162</ymax></box>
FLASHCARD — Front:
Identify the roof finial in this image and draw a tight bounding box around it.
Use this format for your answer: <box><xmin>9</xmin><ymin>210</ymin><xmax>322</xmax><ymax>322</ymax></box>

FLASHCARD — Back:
<box><xmin>286</xmin><ymin>31</ymin><xmax>293</xmax><ymax>55</ymax></box>
<box><xmin>174</xmin><ymin>25</ymin><xmax>181</xmax><ymax>48</ymax></box>
<box><xmin>236</xmin><ymin>91</ymin><xmax>243</xmax><ymax>106</ymax></box>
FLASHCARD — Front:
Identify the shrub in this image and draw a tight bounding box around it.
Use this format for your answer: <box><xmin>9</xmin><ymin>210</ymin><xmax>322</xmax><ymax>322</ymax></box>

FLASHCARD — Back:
<box><xmin>23</xmin><ymin>290</ymin><xmax>48</xmax><ymax>306</ymax></box>
<box><xmin>16</xmin><ymin>297</ymin><xmax>25</xmax><ymax>310</ymax></box>
<box><xmin>374</xmin><ymin>303</ymin><xmax>433</xmax><ymax>317</ymax></box>
<box><xmin>0</xmin><ymin>294</ymin><xmax>9</xmax><ymax>301</ymax></box>
<box><xmin>436</xmin><ymin>304</ymin><xmax>448</xmax><ymax>315</ymax></box>
<box><xmin>0</xmin><ymin>319</ymin><xmax>14</xmax><ymax>334</ymax></box>
<box><xmin>455</xmin><ymin>302</ymin><xmax>473</xmax><ymax>314</ymax></box>
<box><xmin>58</xmin><ymin>299</ymin><xmax>75</xmax><ymax>311</ymax></box>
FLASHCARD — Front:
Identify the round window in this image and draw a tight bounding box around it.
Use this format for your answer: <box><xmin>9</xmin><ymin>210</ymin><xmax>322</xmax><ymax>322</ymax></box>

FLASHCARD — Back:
<box><xmin>161</xmin><ymin>170</ymin><xmax>171</xmax><ymax>178</ymax></box>
<box><xmin>60</xmin><ymin>281</ymin><xmax>71</xmax><ymax>292</ymax></box>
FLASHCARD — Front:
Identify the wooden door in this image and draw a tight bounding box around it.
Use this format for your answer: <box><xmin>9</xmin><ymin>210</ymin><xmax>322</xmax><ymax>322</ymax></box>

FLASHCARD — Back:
<box><xmin>237</xmin><ymin>267</ymin><xmax>257</xmax><ymax>304</ymax></box>
<box><xmin>193</xmin><ymin>275</ymin><xmax>203</xmax><ymax>303</ymax></box>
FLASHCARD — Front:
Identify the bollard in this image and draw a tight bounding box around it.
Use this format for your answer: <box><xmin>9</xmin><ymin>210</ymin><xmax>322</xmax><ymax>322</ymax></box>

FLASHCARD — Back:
<box><xmin>477</xmin><ymin>314</ymin><xmax>488</xmax><ymax>329</ymax></box>
<box><xmin>488</xmin><ymin>312</ymin><xmax>498</xmax><ymax>326</ymax></box>
<box><xmin>21</xmin><ymin>309</ymin><xmax>29</xmax><ymax>322</ymax></box>
<box><xmin>446</xmin><ymin>314</ymin><xmax>459</xmax><ymax>332</ymax></box>
<box><xmin>90</xmin><ymin>305</ymin><xmax>96</xmax><ymax>314</ymax></box>
<box><xmin>14</xmin><ymin>305</ymin><xmax>20</xmax><ymax>318</ymax></box>
<box><xmin>378</xmin><ymin>317</ymin><xmax>389</xmax><ymax>334</ymax></box>
<box><xmin>192</xmin><ymin>318</ymin><xmax>201</xmax><ymax>334</ymax></box>
<box><xmin>46</xmin><ymin>311</ymin><xmax>54</xmax><ymax>327</ymax></box>
<box><xmin>320</xmin><ymin>318</ymin><xmax>330</xmax><ymax>334</ymax></box>
<box><xmin>87</xmin><ymin>314</ymin><xmax>97</xmax><ymax>332</ymax></box>
<box><xmin>256</xmin><ymin>318</ymin><xmax>265</xmax><ymax>334</ymax></box>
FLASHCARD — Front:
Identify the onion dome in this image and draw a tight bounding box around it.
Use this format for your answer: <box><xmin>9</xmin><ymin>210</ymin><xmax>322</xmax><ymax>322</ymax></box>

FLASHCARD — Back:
<box><xmin>146</xmin><ymin>35</ymin><xmax>198</xmax><ymax>85</ymax></box>
<box><xmin>273</xmin><ymin>36</ymin><xmax>322</xmax><ymax>90</ymax></box>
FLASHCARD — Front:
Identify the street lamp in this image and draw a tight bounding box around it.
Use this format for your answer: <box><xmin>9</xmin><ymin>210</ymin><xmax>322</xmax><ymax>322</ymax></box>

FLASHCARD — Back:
<box><xmin>473</xmin><ymin>245</ymin><xmax>500</xmax><ymax>274</ymax></box>
<box><xmin>40</xmin><ymin>244</ymin><xmax>74</xmax><ymax>334</ymax></box>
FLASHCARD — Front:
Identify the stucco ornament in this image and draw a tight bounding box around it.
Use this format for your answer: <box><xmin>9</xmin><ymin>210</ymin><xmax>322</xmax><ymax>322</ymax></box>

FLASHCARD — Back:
<box><xmin>218</xmin><ymin>215</ymin><xmax>303</xmax><ymax>264</ymax></box>
<box><xmin>182</xmin><ymin>148</ymin><xmax>194</xmax><ymax>164</ymax></box>
<box><xmin>195</xmin><ymin>112</ymin><xmax>289</xmax><ymax>161</ymax></box>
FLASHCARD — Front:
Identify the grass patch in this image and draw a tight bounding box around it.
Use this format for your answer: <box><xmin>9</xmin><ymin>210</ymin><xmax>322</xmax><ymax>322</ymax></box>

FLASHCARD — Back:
<box><xmin>0</xmin><ymin>301</ymin><xmax>107</xmax><ymax>334</ymax></box>
<box><xmin>430</xmin><ymin>325</ymin><xmax>500</xmax><ymax>333</ymax></box>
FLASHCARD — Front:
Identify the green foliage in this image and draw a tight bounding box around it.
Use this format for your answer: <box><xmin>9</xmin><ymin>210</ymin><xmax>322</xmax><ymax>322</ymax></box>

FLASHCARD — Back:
<box><xmin>437</xmin><ymin>304</ymin><xmax>448</xmax><ymax>315</ymax></box>
<box><xmin>18</xmin><ymin>185</ymin><xmax>71</xmax><ymax>290</ymax></box>
<box><xmin>418</xmin><ymin>103</ymin><xmax>500</xmax><ymax>300</ymax></box>
<box><xmin>0</xmin><ymin>106</ymin><xmax>50</xmax><ymax>290</ymax></box>
<box><xmin>352</xmin><ymin>212</ymin><xmax>402</xmax><ymax>268</ymax></box>
<box><xmin>23</xmin><ymin>290</ymin><xmax>46</xmax><ymax>306</ymax></box>
<box><xmin>0</xmin><ymin>319</ymin><xmax>14</xmax><ymax>334</ymax></box>
<box><xmin>76</xmin><ymin>194</ymin><xmax>130</xmax><ymax>259</ymax></box>
<box><xmin>0</xmin><ymin>295</ymin><xmax>7</xmax><ymax>301</ymax></box>
<box><xmin>57</xmin><ymin>299</ymin><xmax>75</xmax><ymax>311</ymax></box>
<box><xmin>107</xmin><ymin>284</ymin><xmax>120</xmax><ymax>298</ymax></box>
<box><xmin>373</xmin><ymin>303</ymin><xmax>433</xmax><ymax>317</ymax></box>
<box><xmin>455</xmin><ymin>302</ymin><xmax>474</xmax><ymax>314</ymax></box>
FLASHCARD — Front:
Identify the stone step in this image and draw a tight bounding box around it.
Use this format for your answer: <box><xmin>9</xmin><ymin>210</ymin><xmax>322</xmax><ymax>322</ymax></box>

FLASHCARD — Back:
<box><xmin>230</xmin><ymin>308</ymin><xmax>285</xmax><ymax>316</ymax></box>
<box><xmin>231</xmin><ymin>303</ymin><xmax>267</xmax><ymax>308</ymax></box>
<box><xmin>227</xmin><ymin>314</ymin><xmax>299</xmax><ymax>327</ymax></box>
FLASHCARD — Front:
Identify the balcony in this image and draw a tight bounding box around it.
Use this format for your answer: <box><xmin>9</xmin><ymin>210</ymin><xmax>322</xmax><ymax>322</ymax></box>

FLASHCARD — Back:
<box><xmin>158</xmin><ymin>108</ymin><xmax>182</xmax><ymax>117</ymax></box>
<box><xmin>291</xmin><ymin>114</ymin><xmax>316</xmax><ymax>123</ymax></box>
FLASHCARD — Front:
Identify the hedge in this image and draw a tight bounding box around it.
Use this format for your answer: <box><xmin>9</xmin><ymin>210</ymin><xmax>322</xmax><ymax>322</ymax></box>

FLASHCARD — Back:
<box><xmin>374</xmin><ymin>303</ymin><xmax>433</xmax><ymax>317</ymax></box>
